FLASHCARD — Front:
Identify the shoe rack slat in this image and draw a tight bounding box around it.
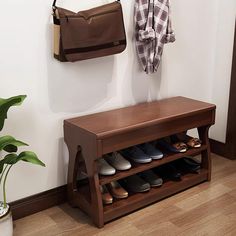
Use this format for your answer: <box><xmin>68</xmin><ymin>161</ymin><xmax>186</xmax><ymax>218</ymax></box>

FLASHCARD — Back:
<box><xmin>99</xmin><ymin>145</ymin><xmax>207</xmax><ymax>185</ymax></box>
<box><xmin>64</xmin><ymin>96</ymin><xmax>216</xmax><ymax>228</ymax></box>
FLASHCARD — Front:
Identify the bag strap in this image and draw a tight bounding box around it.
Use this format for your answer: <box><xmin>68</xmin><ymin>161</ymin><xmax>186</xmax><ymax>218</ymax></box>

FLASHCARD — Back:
<box><xmin>52</xmin><ymin>0</ymin><xmax>121</xmax><ymax>24</ymax></box>
<box><xmin>53</xmin><ymin>0</ymin><xmax>120</xmax><ymax>10</ymax></box>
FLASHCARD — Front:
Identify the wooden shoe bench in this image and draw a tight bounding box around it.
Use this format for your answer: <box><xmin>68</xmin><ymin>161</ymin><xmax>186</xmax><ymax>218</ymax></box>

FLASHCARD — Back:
<box><xmin>64</xmin><ymin>96</ymin><xmax>216</xmax><ymax>228</ymax></box>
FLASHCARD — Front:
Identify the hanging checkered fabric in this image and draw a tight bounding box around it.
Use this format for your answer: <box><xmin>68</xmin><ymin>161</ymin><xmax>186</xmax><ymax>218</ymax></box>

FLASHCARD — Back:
<box><xmin>134</xmin><ymin>0</ymin><xmax>175</xmax><ymax>74</ymax></box>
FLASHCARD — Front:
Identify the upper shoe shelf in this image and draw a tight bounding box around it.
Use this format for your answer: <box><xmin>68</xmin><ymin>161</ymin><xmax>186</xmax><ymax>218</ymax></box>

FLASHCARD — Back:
<box><xmin>99</xmin><ymin>144</ymin><xmax>207</xmax><ymax>185</ymax></box>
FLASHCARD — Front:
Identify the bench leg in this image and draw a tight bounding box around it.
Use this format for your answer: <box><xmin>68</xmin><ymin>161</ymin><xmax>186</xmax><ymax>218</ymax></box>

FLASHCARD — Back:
<box><xmin>198</xmin><ymin>125</ymin><xmax>212</xmax><ymax>181</ymax></box>
<box><xmin>66</xmin><ymin>145</ymin><xmax>81</xmax><ymax>207</ymax></box>
<box><xmin>84</xmin><ymin>157</ymin><xmax>104</xmax><ymax>228</ymax></box>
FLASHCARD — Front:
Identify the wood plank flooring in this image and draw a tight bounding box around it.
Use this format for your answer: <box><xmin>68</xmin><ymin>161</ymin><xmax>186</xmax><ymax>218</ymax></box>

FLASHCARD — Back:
<box><xmin>14</xmin><ymin>154</ymin><xmax>236</xmax><ymax>236</ymax></box>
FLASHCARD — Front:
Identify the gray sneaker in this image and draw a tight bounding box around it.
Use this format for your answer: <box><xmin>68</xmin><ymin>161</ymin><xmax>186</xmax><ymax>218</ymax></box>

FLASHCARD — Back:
<box><xmin>122</xmin><ymin>175</ymin><xmax>151</xmax><ymax>193</ymax></box>
<box><xmin>139</xmin><ymin>170</ymin><xmax>163</xmax><ymax>187</ymax></box>
<box><xmin>106</xmin><ymin>152</ymin><xmax>131</xmax><ymax>171</ymax></box>
<box><xmin>98</xmin><ymin>158</ymin><xmax>116</xmax><ymax>176</ymax></box>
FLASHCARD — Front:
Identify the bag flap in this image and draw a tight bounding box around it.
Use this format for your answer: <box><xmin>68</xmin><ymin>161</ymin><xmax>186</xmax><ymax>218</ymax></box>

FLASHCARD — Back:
<box><xmin>57</xmin><ymin>2</ymin><xmax>126</xmax><ymax>54</ymax></box>
<box><xmin>57</xmin><ymin>2</ymin><xmax>121</xmax><ymax>19</ymax></box>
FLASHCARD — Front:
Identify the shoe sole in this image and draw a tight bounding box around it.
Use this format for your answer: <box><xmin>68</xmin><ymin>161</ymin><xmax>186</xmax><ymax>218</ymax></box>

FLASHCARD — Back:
<box><xmin>128</xmin><ymin>188</ymin><xmax>150</xmax><ymax>193</ymax></box>
<box><xmin>103</xmin><ymin>200</ymin><xmax>113</xmax><ymax>204</ymax></box>
<box><xmin>131</xmin><ymin>159</ymin><xmax>152</xmax><ymax>164</ymax></box>
<box><xmin>179</xmin><ymin>149</ymin><xmax>187</xmax><ymax>153</ymax></box>
<box><xmin>151</xmin><ymin>155</ymin><xmax>164</xmax><ymax>160</ymax></box>
<box><xmin>115</xmin><ymin>166</ymin><xmax>132</xmax><ymax>171</ymax></box>
<box><xmin>113</xmin><ymin>194</ymin><xmax>129</xmax><ymax>199</ymax></box>
<box><xmin>137</xmin><ymin>188</ymin><xmax>151</xmax><ymax>193</ymax></box>
<box><xmin>99</xmin><ymin>171</ymin><xmax>116</xmax><ymax>176</ymax></box>
<box><xmin>193</xmin><ymin>144</ymin><xmax>201</xmax><ymax>148</ymax></box>
<box><xmin>150</xmin><ymin>183</ymin><xmax>163</xmax><ymax>187</ymax></box>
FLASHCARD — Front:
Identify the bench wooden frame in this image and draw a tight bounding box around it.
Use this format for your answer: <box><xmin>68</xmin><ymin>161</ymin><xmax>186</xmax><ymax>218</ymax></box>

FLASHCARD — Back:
<box><xmin>64</xmin><ymin>96</ymin><xmax>216</xmax><ymax>228</ymax></box>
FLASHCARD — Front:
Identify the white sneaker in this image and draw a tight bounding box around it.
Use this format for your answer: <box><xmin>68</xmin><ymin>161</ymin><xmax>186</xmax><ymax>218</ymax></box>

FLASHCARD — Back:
<box><xmin>106</xmin><ymin>152</ymin><xmax>132</xmax><ymax>171</ymax></box>
<box><xmin>98</xmin><ymin>158</ymin><xmax>116</xmax><ymax>176</ymax></box>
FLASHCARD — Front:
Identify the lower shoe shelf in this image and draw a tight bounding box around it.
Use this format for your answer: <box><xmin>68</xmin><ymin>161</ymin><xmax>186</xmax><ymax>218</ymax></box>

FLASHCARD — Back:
<box><xmin>103</xmin><ymin>169</ymin><xmax>208</xmax><ymax>223</ymax></box>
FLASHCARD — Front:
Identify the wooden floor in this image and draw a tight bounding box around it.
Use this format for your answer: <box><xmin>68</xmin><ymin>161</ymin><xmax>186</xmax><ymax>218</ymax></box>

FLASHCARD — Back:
<box><xmin>14</xmin><ymin>154</ymin><xmax>236</xmax><ymax>236</ymax></box>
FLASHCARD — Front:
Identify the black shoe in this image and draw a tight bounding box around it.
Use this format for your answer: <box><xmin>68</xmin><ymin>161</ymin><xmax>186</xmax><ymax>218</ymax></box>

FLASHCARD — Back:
<box><xmin>173</xmin><ymin>158</ymin><xmax>200</xmax><ymax>174</ymax></box>
<box><xmin>156</xmin><ymin>164</ymin><xmax>182</xmax><ymax>181</ymax></box>
<box><xmin>138</xmin><ymin>170</ymin><xmax>163</xmax><ymax>187</ymax></box>
<box><xmin>121</xmin><ymin>175</ymin><xmax>151</xmax><ymax>193</ymax></box>
<box><xmin>183</xmin><ymin>157</ymin><xmax>201</xmax><ymax>167</ymax></box>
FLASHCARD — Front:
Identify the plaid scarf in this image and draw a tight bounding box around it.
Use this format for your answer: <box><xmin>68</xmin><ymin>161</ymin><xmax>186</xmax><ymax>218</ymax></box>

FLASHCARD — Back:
<box><xmin>134</xmin><ymin>0</ymin><xmax>175</xmax><ymax>74</ymax></box>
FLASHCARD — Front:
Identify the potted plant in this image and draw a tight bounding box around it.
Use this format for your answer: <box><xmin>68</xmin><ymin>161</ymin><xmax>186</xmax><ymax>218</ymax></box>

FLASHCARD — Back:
<box><xmin>0</xmin><ymin>95</ymin><xmax>45</xmax><ymax>236</ymax></box>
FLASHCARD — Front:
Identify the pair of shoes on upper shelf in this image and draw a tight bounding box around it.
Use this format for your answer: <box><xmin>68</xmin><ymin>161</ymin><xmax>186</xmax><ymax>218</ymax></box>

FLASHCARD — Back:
<box><xmin>100</xmin><ymin>181</ymin><xmax>128</xmax><ymax>205</ymax></box>
<box><xmin>98</xmin><ymin>142</ymin><xmax>164</xmax><ymax>176</ymax></box>
<box><xmin>98</xmin><ymin>152</ymin><xmax>131</xmax><ymax>176</ymax></box>
<box><xmin>175</xmin><ymin>133</ymin><xmax>202</xmax><ymax>148</ymax></box>
<box><xmin>156</xmin><ymin>157</ymin><xmax>201</xmax><ymax>182</ymax></box>
<box><xmin>121</xmin><ymin>170</ymin><xmax>163</xmax><ymax>193</ymax></box>
<box><xmin>121</xmin><ymin>142</ymin><xmax>164</xmax><ymax>164</ymax></box>
<box><xmin>157</xmin><ymin>133</ymin><xmax>202</xmax><ymax>154</ymax></box>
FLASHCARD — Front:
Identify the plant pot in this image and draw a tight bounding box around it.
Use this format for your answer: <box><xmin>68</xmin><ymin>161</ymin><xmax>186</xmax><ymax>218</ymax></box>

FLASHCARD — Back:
<box><xmin>0</xmin><ymin>202</ymin><xmax>13</xmax><ymax>236</ymax></box>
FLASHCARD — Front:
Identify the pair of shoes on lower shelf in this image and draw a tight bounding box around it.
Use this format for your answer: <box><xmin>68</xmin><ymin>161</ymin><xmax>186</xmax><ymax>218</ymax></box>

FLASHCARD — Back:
<box><xmin>98</xmin><ymin>152</ymin><xmax>131</xmax><ymax>176</ymax></box>
<box><xmin>121</xmin><ymin>142</ymin><xmax>164</xmax><ymax>164</ymax></box>
<box><xmin>157</xmin><ymin>134</ymin><xmax>202</xmax><ymax>153</ymax></box>
<box><xmin>100</xmin><ymin>181</ymin><xmax>128</xmax><ymax>205</ymax></box>
<box><xmin>156</xmin><ymin>157</ymin><xmax>201</xmax><ymax>181</ymax></box>
<box><xmin>121</xmin><ymin>170</ymin><xmax>163</xmax><ymax>193</ymax></box>
<box><xmin>174</xmin><ymin>157</ymin><xmax>201</xmax><ymax>174</ymax></box>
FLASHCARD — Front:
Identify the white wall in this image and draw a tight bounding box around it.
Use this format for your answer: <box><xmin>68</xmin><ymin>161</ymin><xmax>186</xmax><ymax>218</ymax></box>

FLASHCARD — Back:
<box><xmin>210</xmin><ymin>0</ymin><xmax>236</xmax><ymax>142</ymax></box>
<box><xmin>0</xmin><ymin>0</ymin><xmax>235</xmax><ymax>202</ymax></box>
<box><xmin>161</xmin><ymin>0</ymin><xmax>236</xmax><ymax>143</ymax></box>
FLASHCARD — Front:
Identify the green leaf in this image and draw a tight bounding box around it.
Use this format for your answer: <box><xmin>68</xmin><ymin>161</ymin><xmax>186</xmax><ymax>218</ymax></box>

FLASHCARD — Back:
<box><xmin>3</xmin><ymin>154</ymin><xmax>19</xmax><ymax>165</ymax></box>
<box><xmin>19</xmin><ymin>151</ymin><xmax>46</xmax><ymax>167</ymax></box>
<box><xmin>0</xmin><ymin>95</ymin><xmax>27</xmax><ymax>131</ymax></box>
<box><xmin>3</xmin><ymin>144</ymin><xmax>18</xmax><ymax>153</ymax></box>
<box><xmin>0</xmin><ymin>135</ymin><xmax>28</xmax><ymax>152</ymax></box>
<box><xmin>0</xmin><ymin>161</ymin><xmax>4</xmax><ymax>174</ymax></box>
